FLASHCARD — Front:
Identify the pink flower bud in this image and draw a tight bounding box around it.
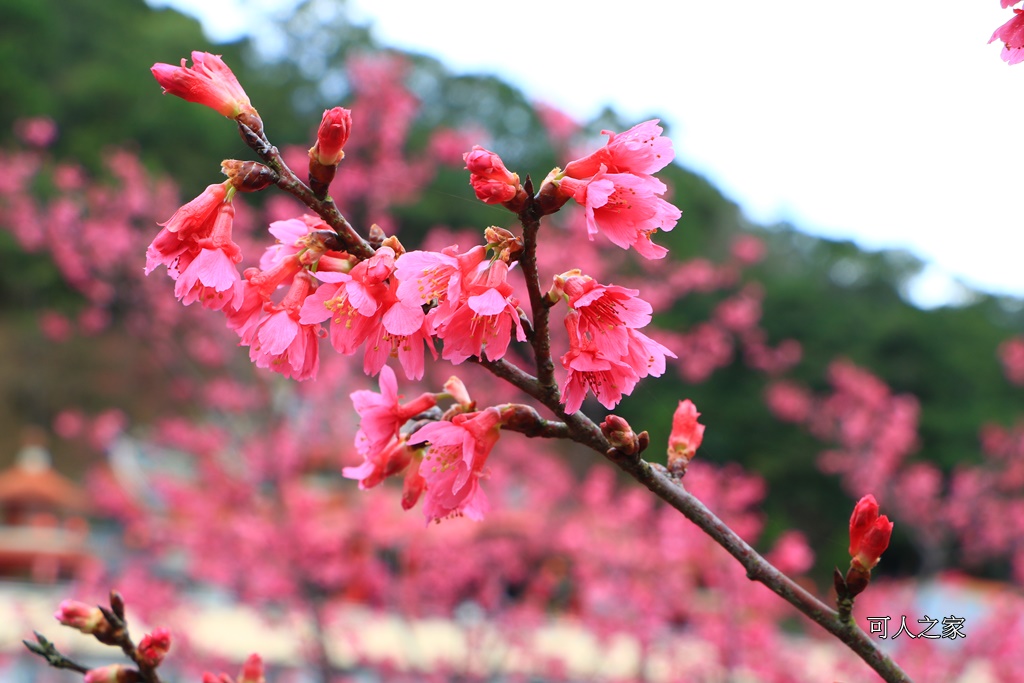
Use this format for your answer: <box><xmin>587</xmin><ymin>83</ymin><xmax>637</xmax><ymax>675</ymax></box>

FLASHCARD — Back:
<box><xmin>667</xmin><ymin>399</ymin><xmax>705</xmax><ymax>474</ymax></box>
<box><xmin>84</xmin><ymin>665</ymin><xmax>130</xmax><ymax>683</ymax></box>
<box><xmin>443</xmin><ymin>376</ymin><xmax>473</xmax><ymax>409</ymax></box>
<box><xmin>54</xmin><ymin>600</ymin><xmax>106</xmax><ymax>634</ymax></box>
<box><xmin>312</xmin><ymin>107</ymin><xmax>352</xmax><ymax>166</ymax></box>
<box><xmin>238</xmin><ymin>654</ymin><xmax>265</xmax><ymax>683</ymax></box>
<box><xmin>463</xmin><ymin>146</ymin><xmax>520</xmax><ymax>205</ymax></box>
<box><xmin>602</xmin><ymin>415</ymin><xmax>639</xmax><ymax>455</ymax></box>
<box><xmin>151</xmin><ymin>52</ymin><xmax>260</xmax><ymax>132</ymax></box>
<box><xmin>848</xmin><ymin>494</ymin><xmax>894</xmax><ymax>570</ymax></box>
<box><xmin>137</xmin><ymin>627</ymin><xmax>172</xmax><ymax>667</ymax></box>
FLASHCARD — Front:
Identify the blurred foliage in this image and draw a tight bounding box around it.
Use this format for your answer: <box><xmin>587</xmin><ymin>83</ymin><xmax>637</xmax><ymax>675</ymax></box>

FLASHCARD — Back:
<box><xmin>2</xmin><ymin>0</ymin><xmax>1024</xmax><ymax>579</ymax></box>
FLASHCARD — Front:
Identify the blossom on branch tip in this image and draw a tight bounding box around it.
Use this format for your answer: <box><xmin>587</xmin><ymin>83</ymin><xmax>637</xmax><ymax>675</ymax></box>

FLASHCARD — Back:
<box><xmin>311</xmin><ymin>107</ymin><xmax>352</xmax><ymax>166</ymax></box>
<box><xmin>54</xmin><ymin>600</ymin><xmax>106</xmax><ymax>634</ymax></box>
<box><xmin>137</xmin><ymin>627</ymin><xmax>172</xmax><ymax>667</ymax></box>
<box><xmin>238</xmin><ymin>654</ymin><xmax>266</xmax><ymax>683</ymax></box>
<box><xmin>83</xmin><ymin>666</ymin><xmax>131</xmax><ymax>683</ymax></box>
<box><xmin>667</xmin><ymin>399</ymin><xmax>705</xmax><ymax>474</ymax></box>
<box><xmin>848</xmin><ymin>494</ymin><xmax>893</xmax><ymax>570</ymax></box>
<box><xmin>464</xmin><ymin>145</ymin><xmax>522</xmax><ymax>205</ymax></box>
<box><xmin>151</xmin><ymin>52</ymin><xmax>262</xmax><ymax>133</ymax></box>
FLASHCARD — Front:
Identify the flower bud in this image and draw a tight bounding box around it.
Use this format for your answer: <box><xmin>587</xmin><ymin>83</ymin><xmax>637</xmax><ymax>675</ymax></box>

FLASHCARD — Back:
<box><xmin>222</xmin><ymin>160</ymin><xmax>276</xmax><ymax>193</ymax></box>
<box><xmin>84</xmin><ymin>665</ymin><xmax>135</xmax><ymax>683</ymax></box>
<box><xmin>602</xmin><ymin>415</ymin><xmax>639</xmax><ymax>456</ymax></box>
<box><xmin>464</xmin><ymin>146</ymin><xmax>521</xmax><ymax>205</ymax></box>
<box><xmin>137</xmin><ymin>627</ymin><xmax>172</xmax><ymax>667</ymax></box>
<box><xmin>54</xmin><ymin>600</ymin><xmax>106</xmax><ymax>634</ymax></box>
<box><xmin>312</xmin><ymin>107</ymin><xmax>352</xmax><ymax>166</ymax></box>
<box><xmin>666</xmin><ymin>399</ymin><xmax>705</xmax><ymax>475</ymax></box>
<box><xmin>848</xmin><ymin>494</ymin><xmax>893</xmax><ymax>570</ymax></box>
<box><xmin>238</xmin><ymin>654</ymin><xmax>266</xmax><ymax>683</ymax></box>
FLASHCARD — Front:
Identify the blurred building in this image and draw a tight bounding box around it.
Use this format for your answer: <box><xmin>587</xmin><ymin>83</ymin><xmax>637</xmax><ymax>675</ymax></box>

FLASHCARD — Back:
<box><xmin>0</xmin><ymin>427</ymin><xmax>94</xmax><ymax>582</ymax></box>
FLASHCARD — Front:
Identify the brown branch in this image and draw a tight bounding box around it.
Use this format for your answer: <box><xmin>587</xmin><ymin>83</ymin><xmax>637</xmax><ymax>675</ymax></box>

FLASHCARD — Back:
<box><xmin>237</xmin><ymin>121</ymin><xmax>375</xmax><ymax>260</ymax></box>
<box><xmin>517</xmin><ymin>183</ymin><xmax>558</xmax><ymax>396</ymax></box>
<box><xmin>471</xmin><ymin>355</ymin><xmax>911</xmax><ymax>682</ymax></box>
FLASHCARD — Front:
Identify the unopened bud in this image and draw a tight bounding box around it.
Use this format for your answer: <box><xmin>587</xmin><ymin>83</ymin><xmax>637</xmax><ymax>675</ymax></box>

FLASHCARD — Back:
<box><xmin>464</xmin><ymin>146</ymin><xmax>522</xmax><ymax>207</ymax></box>
<box><xmin>84</xmin><ymin>665</ymin><xmax>138</xmax><ymax>683</ymax></box>
<box><xmin>312</xmin><ymin>107</ymin><xmax>352</xmax><ymax>166</ymax></box>
<box><xmin>54</xmin><ymin>600</ymin><xmax>106</xmax><ymax>634</ymax></box>
<box><xmin>137</xmin><ymin>628</ymin><xmax>172</xmax><ymax>668</ymax></box>
<box><xmin>238</xmin><ymin>654</ymin><xmax>266</xmax><ymax>683</ymax></box>
<box><xmin>666</xmin><ymin>399</ymin><xmax>705</xmax><ymax>475</ymax></box>
<box><xmin>602</xmin><ymin>415</ymin><xmax>639</xmax><ymax>456</ymax></box>
<box><xmin>222</xmin><ymin>160</ymin><xmax>276</xmax><ymax>192</ymax></box>
<box><xmin>443</xmin><ymin>376</ymin><xmax>474</xmax><ymax>409</ymax></box>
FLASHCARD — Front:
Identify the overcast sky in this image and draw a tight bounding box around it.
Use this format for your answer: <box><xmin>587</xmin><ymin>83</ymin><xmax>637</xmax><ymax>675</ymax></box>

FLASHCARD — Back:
<box><xmin>155</xmin><ymin>0</ymin><xmax>1024</xmax><ymax>307</ymax></box>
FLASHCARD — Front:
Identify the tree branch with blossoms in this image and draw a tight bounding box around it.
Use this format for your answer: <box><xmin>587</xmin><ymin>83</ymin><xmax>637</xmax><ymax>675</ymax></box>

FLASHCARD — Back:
<box><xmin>28</xmin><ymin>50</ymin><xmax>912</xmax><ymax>683</ymax></box>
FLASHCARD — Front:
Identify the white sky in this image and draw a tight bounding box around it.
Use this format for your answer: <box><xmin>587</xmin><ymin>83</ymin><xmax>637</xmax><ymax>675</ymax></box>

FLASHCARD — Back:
<box><xmin>155</xmin><ymin>0</ymin><xmax>1024</xmax><ymax>306</ymax></box>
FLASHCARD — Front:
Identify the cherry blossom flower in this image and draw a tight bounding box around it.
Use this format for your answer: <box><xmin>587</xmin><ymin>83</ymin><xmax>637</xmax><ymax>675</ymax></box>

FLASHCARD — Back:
<box><xmin>299</xmin><ymin>247</ymin><xmax>393</xmax><ymax>357</ymax></box>
<box><xmin>560</xmin><ymin>311</ymin><xmax>641</xmax><ymax>414</ymax></box>
<box><xmin>562</xmin><ymin>119</ymin><xmax>674</xmax><ymax>179</ymax></box>
<box><xmin>343</xmin><ymin>435</ymin><xmax>417</xmax><ymax>490</ymax></box>
<box><xmin>349</xmin><ymin>365</ymin><xmax>437</xmax><ymax>457</ymax></box>
<box><xmin>247</xmin><ymin>272</ymin><xmax>321</xmax><ymax>381</ymax></box>
<box><xmin>145</xmin><ymin>182</ymin><xmax>229</xmax><ymax>275</ymax></box>
<box><xmin>171</xmin><ymin>202</ymin><xmax>243</xmax><ymax>311</ymax></box>
<box><xmin>991</xmin><ymin>9</ymin><xmax>1024</xmax><ymax>64</ymax></box>
<box><xmin>83</xmin><ymin>665</ymin><xmax>131</xmax><ymax>683</ymax></box>
<box><xmin>54</xmin><ymin>600</ymin><xmax>105</xmax><ymax>634</ymax></box>
<box><xmin>408</xmin><ymin>408</ymin><xmax>503</xmax><ymax>522</ymax></box>
<box><xmin>557</xmin><ymin>167</ymin><xmax>680</xmax><ymax>259</ymax></box>
<box><xmin>425</xmin><ymin>257</ymin><xmax>525</xmax><ymax>364</ymax></box>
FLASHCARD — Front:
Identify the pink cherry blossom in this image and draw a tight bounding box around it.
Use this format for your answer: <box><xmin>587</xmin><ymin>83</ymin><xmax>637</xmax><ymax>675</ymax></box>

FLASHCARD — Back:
<box><xmin>145</xmin><ymin>182</ymin><xmax>229</xmax><ymax>275</ymax></box>
<box><xmin>343</xmin><ymin>435</ymin><xmax>416</xmax><ymax>490</ymax></box>
<box><xmin>464</xmin><ymin>145</ymin><xmax>521</xmax><ymax>204</ymax></box>
<box><xmin>991</xmin><ymin>9</ymin><xmax>1024</xmax><ymax>64</ymax></box>
<box><xmin>562</xmin><ymin>119</ymin><xmax>675</xmax><ymax>179</ymax></box>
<box><xmin>560</xmin><ymin>311</ymin><xmax>641</xmax><ymax>414</ymax></box>
<box><xmin>137</xmin><ymin>627</ymin><xmax>172</xmax><ymax>667</ymax></box>
<box><xmin>349</xmin><ymin>364</ymin><xmax>437</xmax><ymax>458</ymax></box>
<box><xmin>431</xmin><ymin>258</ymin><xmax>526</xmax><ymax>364</ymax></box>
<box><xmin>298</xmin><ymin>248</ymin><xmax>394</xmax><ymax>359</ymax></box>
<box><xmin>557</xmin><ymin>167</ymin><xmax>680</xmax><ymax>259</ymax></box>
<box><xmin>247</xmin><ymin>272</ymin><xmax>321</xmax><ymax>380</ymax></box>
<box><xmin>408</xmin><ymin>408</ymin><xmax>503</xmax><ymax>522</ymax></box>
<box><xmin>171</xmin><ymin>202</ymin><xmax>243</xmax><ymax>310</ymax></box>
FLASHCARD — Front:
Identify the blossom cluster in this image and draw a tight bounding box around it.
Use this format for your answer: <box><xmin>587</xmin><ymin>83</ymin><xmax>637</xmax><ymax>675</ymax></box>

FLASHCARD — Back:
<box><xmin>146</xmin><ymin>54</ymin><xmax>680</xmax><ymax>411</ymax></box>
